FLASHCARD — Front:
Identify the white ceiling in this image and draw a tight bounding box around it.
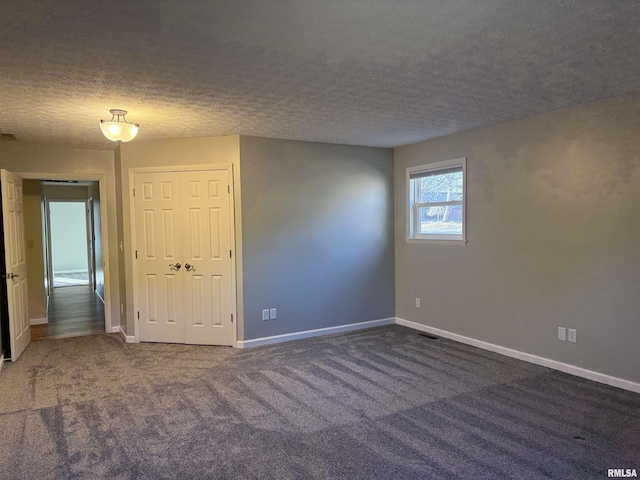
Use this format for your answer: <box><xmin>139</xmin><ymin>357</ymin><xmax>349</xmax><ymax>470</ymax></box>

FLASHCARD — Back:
<box><xmin>1</xmin><ymin>1</ymin><xmax>639</xmax><ymax>150</ymax></box>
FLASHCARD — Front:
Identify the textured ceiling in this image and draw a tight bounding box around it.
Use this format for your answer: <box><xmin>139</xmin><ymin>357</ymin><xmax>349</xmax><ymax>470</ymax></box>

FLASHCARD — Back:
<box><xmin>1</xmin><ymin>0</ymin><xmax>640</xmax><ymax>150</ymax></box>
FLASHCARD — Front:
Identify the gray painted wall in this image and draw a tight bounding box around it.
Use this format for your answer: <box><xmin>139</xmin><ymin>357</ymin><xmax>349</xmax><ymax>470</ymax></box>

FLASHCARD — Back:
<box><xmin>395</xmin><ymin>92</ymin><xmax>640</xmax><ymax>383</ymax></box>
<box><xmin>23</xmin><ymin>180</ymin><xmax>47</xmax><ymax>321</ymax></box>
<box><xmin>240</xmin><ymin>136</ymin><xmax>395</xmax><ymax>341</ymax></box>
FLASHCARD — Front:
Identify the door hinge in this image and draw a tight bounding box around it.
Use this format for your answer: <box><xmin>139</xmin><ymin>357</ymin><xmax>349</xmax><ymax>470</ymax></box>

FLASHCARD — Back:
<box><xmin>137</xmin><ymin>311</ymin><xmax>140</xmax><ymax>319</ymax></box>
<box><xmin>231</xmin><ymin>313</ymin><xmax>233</xmax><ymax>323</ymax></box>
<box><xmin>133</xmin><ymin>188</ymin><xmax>135</xmax><ymax>197</ymax></box>
<box><xmin>135</xmin><ymin>250</ymin><xmax>138</xmax><ymax>259</ymax></box>
<box><xmin>228</xmin><ymin>185</ymin><xmax>230</xmax><ymax>194</ymax></box>
<box><xmin>230</xmin><ymin>250</ymin><xmax>232</xmax><ymax>258</ymax></box>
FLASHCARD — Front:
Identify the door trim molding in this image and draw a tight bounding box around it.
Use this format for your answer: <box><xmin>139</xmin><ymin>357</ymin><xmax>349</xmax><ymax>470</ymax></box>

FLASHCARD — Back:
<box><xmin>129</xmin><ymin>165</ymin><xmax>240</xmax><ymax>346</ymax></box>
<box><xmin>17</xmin><ymin>173</ymin><xmax>113</xmax><ymax>334</ymax></box>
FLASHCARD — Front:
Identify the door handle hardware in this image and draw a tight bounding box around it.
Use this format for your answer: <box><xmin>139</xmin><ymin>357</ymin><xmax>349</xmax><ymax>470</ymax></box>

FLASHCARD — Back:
<box><xmin>169</xmin><ymin>263</ymin><xmax>182</xmax><ymax>270</ymax></box>
<box><xmin>185</xmin><ymin>263</ymin><xmax>194</xmax><ymax>271</ymax></box>
<box><xmin>8</xmin><ymin>273</ymin><xmax>19</xmax><ymax>279</ymax></box>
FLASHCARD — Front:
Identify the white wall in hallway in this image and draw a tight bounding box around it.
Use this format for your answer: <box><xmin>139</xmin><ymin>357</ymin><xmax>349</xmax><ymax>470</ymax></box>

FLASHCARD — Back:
<box><xmin>49</xmin><ymin>201</ymin><xmax>89</xmax><ymax>273</ymax></box>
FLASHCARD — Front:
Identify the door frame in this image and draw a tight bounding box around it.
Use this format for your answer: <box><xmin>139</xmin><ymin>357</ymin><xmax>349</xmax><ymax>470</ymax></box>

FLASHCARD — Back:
<box><xmin>17</xmin><ymin>173</ymin><xmax>113</xmax><ymax>333</ymax></box>
<box><xmin>129</xmin><ymin>164</ymin><xmax>239</xmax><ymax>347</ymax></box>
<box><xmin>43</xmin><ymin>194</ymin><xmax>54</xmax><ymax>297</ymax></box>
<box><xmin>86</xmin><ymin>197</ymin><xmax>96</xmax><ymax>290</ymax></box>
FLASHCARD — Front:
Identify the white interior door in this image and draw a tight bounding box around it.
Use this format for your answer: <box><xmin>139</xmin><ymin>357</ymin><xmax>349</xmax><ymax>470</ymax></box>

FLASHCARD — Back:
<box><xmin>1</xmin><ymin>169</ymin><xmax>30</xmax><ymax>361</ymax></box>
<box><xmin>181</xmin><ymin>171</ymin><xmax>234</xmax><ymax>346</ymax></box>
<box><xmin>135</xmin><ymin>173</ymin><xmax>185</xmax><ymax>343</ymax></box>
<box><xmin>134</xmin><ymin>169</ymin><xmax>235</xmax><ymax>346</ymax></box>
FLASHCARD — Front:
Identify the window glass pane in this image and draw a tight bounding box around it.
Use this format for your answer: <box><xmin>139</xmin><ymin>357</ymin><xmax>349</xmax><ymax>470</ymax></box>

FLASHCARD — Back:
<box><xmin>418</xmin><ymin>171</ymin><xmax>463</xmax><ymax>203</ymax></box>
<box><xmin>418</xmin><ymin>205</ymin><xmax>463</xmax><ymax>235</ymax></box>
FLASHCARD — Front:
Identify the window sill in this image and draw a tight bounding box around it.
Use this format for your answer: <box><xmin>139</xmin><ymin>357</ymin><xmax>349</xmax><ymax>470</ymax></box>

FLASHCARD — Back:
<box><xmin>405</xmin><ymin>238</ymin><xmax>467</xmax><ymax>246</ymax></box>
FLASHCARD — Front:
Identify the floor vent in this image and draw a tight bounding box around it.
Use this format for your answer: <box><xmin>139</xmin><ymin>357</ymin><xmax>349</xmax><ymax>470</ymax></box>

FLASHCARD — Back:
<box><xmin>418</xmin><ymin>333</ymin><xmax>439</xmax><ymax>340</ymax></box>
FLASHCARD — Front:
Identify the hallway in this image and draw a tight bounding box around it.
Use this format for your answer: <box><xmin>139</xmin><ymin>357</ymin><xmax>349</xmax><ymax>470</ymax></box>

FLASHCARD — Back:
<box><xmin>31</xmin><ymin>286</ymin><xmax>105</xmax><ymax>341</ymax></box>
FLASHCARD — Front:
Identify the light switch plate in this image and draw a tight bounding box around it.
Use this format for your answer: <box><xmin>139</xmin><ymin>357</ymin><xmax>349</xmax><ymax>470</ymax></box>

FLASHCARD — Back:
<box><xmin>558</xmin><ymin>327</ymin><xmax>566</xmax><ymax>341</ymax></box>
<box><xmin>262</xmin><ymin>309</ymin><xmax>270</xmax><ymax>321</ymax></box>
<box><xmin>270</xmin><ymin>308</ymin><xmax>277</xmax><ymax>320</ymax></box>
<box><xmin>568</xmin><ymin>329</ymin><xmax>577</xmax><ymax>343</ymax></box>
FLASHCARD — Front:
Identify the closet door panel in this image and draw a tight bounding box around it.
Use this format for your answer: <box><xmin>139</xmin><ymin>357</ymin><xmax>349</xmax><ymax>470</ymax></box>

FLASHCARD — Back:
<box><xmin>181</xmin><ymin>171</ymin><xmax>234</xmax><ymax>346</ymax></box>
<box><xmin>135</xmin><ymin>173</ymin><xmax>185</xmax><ymax>343</ymax></box>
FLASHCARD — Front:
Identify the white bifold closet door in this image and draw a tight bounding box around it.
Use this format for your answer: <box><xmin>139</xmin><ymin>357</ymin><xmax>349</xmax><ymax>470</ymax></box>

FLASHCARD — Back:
<box><xmin>134</xmin><ymin>169</ymin><xmax>234</xmax><ymax>346</ymax></box>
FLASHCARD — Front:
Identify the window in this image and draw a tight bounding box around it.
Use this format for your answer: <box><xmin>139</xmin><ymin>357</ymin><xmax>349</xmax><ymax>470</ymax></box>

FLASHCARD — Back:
<box><xmin>406</xmin><ymin>157</ymin><xmax>466</xmax><ymax>244</ymax></box>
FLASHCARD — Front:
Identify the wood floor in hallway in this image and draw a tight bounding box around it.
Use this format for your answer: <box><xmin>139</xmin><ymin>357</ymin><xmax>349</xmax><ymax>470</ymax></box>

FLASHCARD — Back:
<box><xmin>31</xmin><ymin>286</ymin><xmax>105</xmax><ymax>341</ymax></box>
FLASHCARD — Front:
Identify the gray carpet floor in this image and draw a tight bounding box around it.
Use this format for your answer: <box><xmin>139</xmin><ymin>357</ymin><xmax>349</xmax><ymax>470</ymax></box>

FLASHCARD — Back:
<box><xmin>0</xmin><ymin>325</ymin><xmax>638</xmax><ymax>479</ymax></box>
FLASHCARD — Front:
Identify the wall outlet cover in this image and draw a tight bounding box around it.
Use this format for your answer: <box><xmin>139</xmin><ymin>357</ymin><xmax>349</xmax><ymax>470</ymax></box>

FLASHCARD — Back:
<box><xmin>269</xmin><ymin>308</ymin><xmax>277</xmax><ymax>320</ymax></box>
<box><xmin>262</xmin><ymin>309</ymin><xmax>270</xmax><ymax>321</ymax></box>
<box><xmin>415</xmin><ymin>298</ymin><xmax>421</xmax><ymax>308</ymax></box>
<box><xmin>568</xmin><ymin>329</ymin><xmax>577</xmax><ymax>343</ymax></box>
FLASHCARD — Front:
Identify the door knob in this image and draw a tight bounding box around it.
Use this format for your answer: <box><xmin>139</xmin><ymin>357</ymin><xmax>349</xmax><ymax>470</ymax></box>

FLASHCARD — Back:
<box><xmin>8</xmin><ymin>273</ymin><xmax>19</xmax><ymax>279</ymax></box>
<box><xmin>185</xmin><ymin>263</ymin><xmax>194</xmax><ymax>271</ymax></box>
<box><xmin>169</xmin><ymin>263</ymin><xmax>182</xmax><ymax>270</ymax></box>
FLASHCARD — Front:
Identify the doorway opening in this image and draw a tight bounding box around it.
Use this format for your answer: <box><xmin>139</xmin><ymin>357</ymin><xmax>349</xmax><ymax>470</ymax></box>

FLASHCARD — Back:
<box><xmin>1</xmin><ymin>170</ymin><xmax>113</xmax><ymax>362</ymax></box>
<box><xmin>29</xmin><ymin>180</ymin><xmax>106</xmax><ymax>342</ymax></box>
<box><xmin>49</xmin><ymin>201</ymin><xmax>91</xmax><ymax>288</ymax></box>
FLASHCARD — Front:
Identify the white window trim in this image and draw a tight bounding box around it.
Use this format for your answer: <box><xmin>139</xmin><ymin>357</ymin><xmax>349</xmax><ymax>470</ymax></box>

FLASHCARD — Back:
<box><xmin>406</xmin><ymin>157</ymin><xmax>467</xmax><ymax>245</ymax></box>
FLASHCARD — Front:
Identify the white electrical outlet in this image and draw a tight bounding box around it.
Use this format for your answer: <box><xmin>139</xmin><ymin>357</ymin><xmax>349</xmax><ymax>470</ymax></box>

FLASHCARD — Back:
<box><xmin>415</xmin><ymin>298</ymin><xmax>421</xmax><ymax>308</ymax></box>
<box><xmin>262</xmin><ymin>309</ymin><xmax>270</xmax><ymax>321</ymax></box>
<box><xmin>558</xmin><ymin>327</ymin><xmax>566</xmax><ymax>341</ymax></box>
<box><xmin>568</xmin><ymin>329</ymin><xmax>577</xmax><ymax>343</ymax></box>
<box><xmin>270</xmin><ymin>308</ymin><xmax>277</xmax><ymax>320</ymax></box>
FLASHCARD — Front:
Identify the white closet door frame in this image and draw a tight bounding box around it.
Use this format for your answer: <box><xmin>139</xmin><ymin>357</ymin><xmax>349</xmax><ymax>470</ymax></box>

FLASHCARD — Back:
<box><xmin>129</xmin><ymin>164</ymin><xmax>238</xmax><ymax>347</ymax></box>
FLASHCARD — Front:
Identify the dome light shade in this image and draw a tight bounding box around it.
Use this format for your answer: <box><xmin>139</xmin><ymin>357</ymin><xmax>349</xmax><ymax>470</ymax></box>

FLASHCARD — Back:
<box><xmin>100</xmin><ymin>109</ymin><xmax>139</xmax><ymax>142</ymax></box>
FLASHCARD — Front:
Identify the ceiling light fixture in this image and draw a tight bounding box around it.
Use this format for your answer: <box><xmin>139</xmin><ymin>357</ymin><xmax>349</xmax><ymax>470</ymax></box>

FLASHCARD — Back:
<box><xmin>99</xmin><ymin>109</ymin><xmax>139</xmax><ymax>142</ymax></box>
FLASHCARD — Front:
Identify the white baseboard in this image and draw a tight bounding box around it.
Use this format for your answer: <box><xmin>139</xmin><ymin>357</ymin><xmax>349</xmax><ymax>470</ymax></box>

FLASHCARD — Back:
<box><xmin>29</xmin><ymin>317</ymin><xmax>48</xmax><ymax>325</ymax></box>
<box><xmin>396</xmin><ymin>317</ymin><xmax>640</xmax><ymax>394</ymax></box>
<box><xmin>109</xmin><ymin>326</ymin><xmax>120</xmax><ymax>334</ymax></box>
<box><xmin>237</xmin><ymin>317</ymin><xmax>396</xmax><ymax>348</ymax></box>
<box><xmin>119</xmin><ymin>327</ymin><xmax>136</xmax><ymax>343</ymax></box>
